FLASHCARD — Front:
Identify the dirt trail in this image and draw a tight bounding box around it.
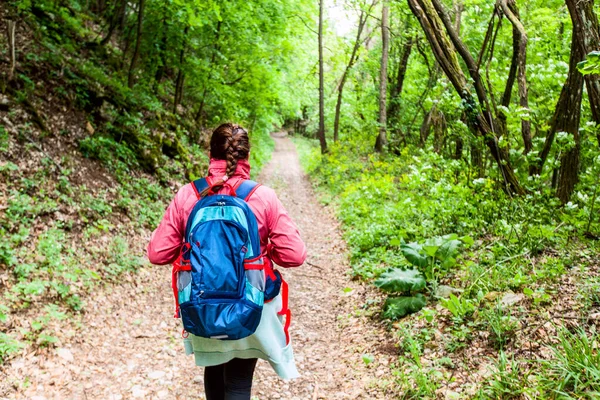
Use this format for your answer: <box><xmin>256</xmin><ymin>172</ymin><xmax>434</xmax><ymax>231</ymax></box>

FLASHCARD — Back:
<box><xmin>5</xmin><ymin>134</ymin><xmax>395</xmax><ymax>400</ymax></box>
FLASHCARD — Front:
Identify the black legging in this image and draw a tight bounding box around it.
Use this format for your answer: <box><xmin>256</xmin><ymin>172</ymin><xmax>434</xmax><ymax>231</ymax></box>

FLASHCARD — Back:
<box><xmin>204</xmin><ymin>358</ymin><xmax>258</xmax><ymax>400</ymax></box>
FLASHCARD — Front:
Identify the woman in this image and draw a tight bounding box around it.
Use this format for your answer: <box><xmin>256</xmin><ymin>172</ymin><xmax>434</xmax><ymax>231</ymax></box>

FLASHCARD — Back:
<box><xmin>147</xmin><ymin>123</ymin><xmax>306</xmax><ymax>400</ymax></box>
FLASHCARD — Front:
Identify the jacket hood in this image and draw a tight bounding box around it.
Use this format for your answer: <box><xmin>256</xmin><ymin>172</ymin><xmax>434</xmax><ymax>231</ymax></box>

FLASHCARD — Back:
<box><xmin>207</xmin><ymin>158</ymin><xmax>251</xmax><ymax>180</ymax></box>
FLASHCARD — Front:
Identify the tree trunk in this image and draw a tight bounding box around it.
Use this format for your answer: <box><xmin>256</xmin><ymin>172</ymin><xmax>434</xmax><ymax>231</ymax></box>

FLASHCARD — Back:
<box><xmin>471</xmin><ymin>140</ymin><xmax>484</xmax><ymax>178</ymax></box>
<box><xmin>173</xmin><ymin>73</ymin><xmax>185</xmax><ymax>113</ymax></box>
<box><xmin>420</xmin><ymin>106</ymin><xmax>446</xmax><ymax>152</ymax></box>
<box><xmin>407</xmin><ymin>0</ymin><xmax>525</xmax><ymax>195</ymax></box>
<box><xmin>333</xmin><ymin>7</ymin><xmax>370</xmax><ymax>142</ymax></box>
<box><xmin>100</xmin><ymin>0</ymin><xmax>126</xmax><ymax>46</ymax></box>
<box><xmin>127</xmin><ymin>0</ymin><xmax>145</xmax><ymax>89</ymax></box>
<box><xmin>429</xmin><ymin>0</ymin><xmax>494</xmax><ymax>127</ymax></box>
<box><xmin>153</xmin><ymin>12</ymin><xmax>169</xmax><ymax>92</ymax></box>
<box><xmin>499</xmin><ymin>0</ymin><xmax>532</xmax><ymax>154</ymax></box>
<box><xmin>195</xmin><ymin>21</ymin><xmax>222</xmax><ymax>125</ymax></box>
<box><xmin>432</xmin><ymin>108</ymin><xmax>446</xmax><ymax>153</ymax></box>
<box><xmin>454</xmin><ymin>135</ymin><xmax>463</xmax><ymax>160</ymax></box>
<box><xmin>453</xmin><ymin>1</ymin><xmax>463</xmax><ymax>34</ymax></box>
<box><xmin>318</xmin><ymin>0</ymin><xmax>328</xmax><ymax>154</ymax></box>
<box><xmin>195</xmin><ymin>87</ymin><xmax>208</xmax><ymax>124</ymax></box>
<box><xmin>119</xmin><ymin>21</ymin><xmax>135</xmax><ymax>68</ymax></box>
<box><xmin>555</xmin><ymin>0</ymin><xmax>588</xmax><ymax>203</ymax></box>
<box><xmin>570</xmin><ymin>0</ymin><xmax>600</xmax><ymax>147</ymax></box>
<box><xmin>173</xmin><ymin>26</ymin><xmax>189</xmax><ymax>112</ymax></box>
<box><xmin>420</xmin><ymin>107</ymin><xmax>433</xmax><ymax>147</ymax></box>
<box><xmin>452</xmin><ymin>1</ymin><xmax>464</xmax><ymax>161</ymax></box>
<box><xmin>7</xmin><ymin>20</ymin><xmax>16</xmax><ymax>82</ymax></box>
<box><xmin>375</xmin><ymin>3</ymin><xmax>390</xmax><ymax>152</ymax></box>
<box><xmin>387</xmin><ymin>35</ymin><xmax>413</xmax><ymax>123</ymax></box>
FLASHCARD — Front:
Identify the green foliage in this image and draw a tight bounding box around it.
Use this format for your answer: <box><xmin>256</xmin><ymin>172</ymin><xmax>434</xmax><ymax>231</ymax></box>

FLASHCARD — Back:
<box><xmin>440</xmin><ymin>294</ymin><xmax>477</xmax><ymax>321</ymax></box>
<box><xmin>0</xmin><ymin>126</ymin><xmax>8</xmax><ymax>153</ymax></box>
<box><xmin>541</xmin><ymin>327</ymin><xmax>600</xmax><ymax>397</ymax></box>
<box><xmin>478</xmin><ymin>352</ymin><xmax>534</xmax><ymax>399</ymax></box>
<box><xmin>79</xmin><ymin>136</ymin><xmax>139</xmax><ymax>176</ymax></box>
<box><xmin>22</xmin><ymin>304</ymin><xmax>67</xmax><ymax>347</ymax></box>
<box><xmin>8</xmin><ymin>0</ymin><xmax>308</xmax><ymax>182</ymax></box>
<box><xmin>104</xmin><ymin>236</ymin><xmax>143</xmax><ymax>277</ymax></box>
<box><xmin>394</xmin><ymin>324</ymin><xmax>441</xmax><ymax>397</ymax></box>
<box><xmin>577</xmin><ymin>51</ymin><xmax>600</xmax><ymax>76</ymax></box>
<box><xmin>478</xmin><ymin>304</ymin><xmax>520</xmax><ymax>349</ymax></box>
<box><xmin>376</xmin><ymin>268</ymin><xmax>427</xmax><ymax>319</ymax></box>
<box><xmin>362</xmin><ymin>353</ymin><xmax>375</xmax><ymax>366</ymax></box>
<box><xmin>0</xmin><ymin>333</ymin><xmax>25</xmax><ymax>363</ymax></box>
<box><xmin>374</xmin><ymin>269</ymin><xmax>426</xmax><ymax>294</ymax></box>
<box><xmin>400</xmin><ymin>234</ymin><xmax>471</xmax><ymax>280</ymax></box>
<box><xmin>382</xmin><ymin>294</ymin><xmax>427</xmax><ymax>320</ymax></box>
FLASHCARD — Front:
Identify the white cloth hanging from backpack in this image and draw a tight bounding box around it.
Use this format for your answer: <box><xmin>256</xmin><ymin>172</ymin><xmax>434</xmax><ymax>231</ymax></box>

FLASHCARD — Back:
<box><xmin>182</xmin><ymin>292</ymin><xmax>299</xmax><ymax>379</ymax></box>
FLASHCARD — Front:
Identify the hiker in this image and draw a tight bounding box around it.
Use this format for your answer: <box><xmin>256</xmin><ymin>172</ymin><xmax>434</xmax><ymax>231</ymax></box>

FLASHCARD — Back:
<box><xmin>147</xmin><ymin>122</ymin><xmax>306</xmax><ymax>400</ymax></box>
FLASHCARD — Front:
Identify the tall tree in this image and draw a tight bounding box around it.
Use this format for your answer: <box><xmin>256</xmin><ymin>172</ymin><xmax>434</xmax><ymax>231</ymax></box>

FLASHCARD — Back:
<box><xmin>333</xmin><ymin>2</ymin><xmax>374</xmax><ymax>142</ymax></box>
<box><xmin>407</xmin><ymin>0</ymin><xmax>525</xmax><ymax>195</ymax></box>
<box><xmin>555</xmin><ymin>0</ymin><xmax>596</xmax><ymax>202</ymax></box>
<box><xmin>318</xmin><ymin>0</ymin><xmax>328</xmax><ymax>154</ymax></box>
<box><xmin>499</xmin><ymin>0</ymin><xmax>532</xmax><ymax>154</ymax></box>
<box><xmin>7</xmin><ymin>19</ymin><xmax>16</xmax><ymax>82</ymax></box>
<box><xmin>571</xmin><ymin>0</ymin><xmax>600</xmax><ymax>147</ymax></box>
<box><xmin>100</xmin><ymin>0</ymin><xmax>127</xmax><ymax>46</ymax></box>
<box><xmin>127</xmin><ymin>0</ymin><xmax>145</xmax><ymax>88</ymax></box>
<box><xmin>531</xmin><ymin>0</ymin><xmax>588</xmax><ymax>205</ymax></box>
<box><xmin>375</xmin><ymin>2</ymin><xmax>390</xmax><ymax>152</ymax></box>
<box><xmin>194</xmin><ymin>21</ymin><xmax>222</xmax><ymax>125</ymax></box>
<box><xmin>388</xmin><ymin>33</ymin><xmax>413</xmax><ymax>125</ymax></box>
<box><xmin>173</xmin><ymin>26</ymin><xmax>190</xmax><ymax>113</ymax></box>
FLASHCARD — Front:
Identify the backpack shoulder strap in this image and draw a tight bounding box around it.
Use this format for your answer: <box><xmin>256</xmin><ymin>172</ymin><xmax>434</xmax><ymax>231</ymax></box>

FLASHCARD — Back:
<box><xmin>235</xmin><ymin>180</ymin><xmax>261</xmax><ymax>201</ymax></box>
<box><xmin>191</xmin><ymin>178</ymin><xmax>210</xmax><ymax>199</ymax></box>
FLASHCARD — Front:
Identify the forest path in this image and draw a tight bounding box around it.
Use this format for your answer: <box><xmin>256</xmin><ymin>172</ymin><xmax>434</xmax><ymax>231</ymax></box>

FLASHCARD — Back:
<box><xmin>8</xmin><ymin>134</ymin><xmax>395</xmax><ymax>400</ymax></box>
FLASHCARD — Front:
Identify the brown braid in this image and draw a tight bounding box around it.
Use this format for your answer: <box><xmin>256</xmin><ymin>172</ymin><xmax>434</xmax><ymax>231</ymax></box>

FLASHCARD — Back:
<box><xmin>201</xmin><ymin>123</ymin><xmax>250</xmax><ymax>196</ymax></box>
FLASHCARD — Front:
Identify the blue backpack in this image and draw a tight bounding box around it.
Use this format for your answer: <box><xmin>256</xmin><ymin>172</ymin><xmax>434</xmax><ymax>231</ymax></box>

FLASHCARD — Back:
<box><xmin>171</xmin><ymin>178</ymin><xmax>284</xmax><ymax>340</ymax></box>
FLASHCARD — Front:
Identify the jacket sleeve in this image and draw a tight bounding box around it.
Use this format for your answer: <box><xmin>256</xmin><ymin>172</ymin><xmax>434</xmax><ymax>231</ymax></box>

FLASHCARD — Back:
<box><xmin>265</xmin><ymin>191</ymin><xmax>307</xmax><ymax>268</ymax></box>
<box><xmin>147</xmin><ymin>188</ymin><xmax>186</xmax><ymax>265</ymax></box>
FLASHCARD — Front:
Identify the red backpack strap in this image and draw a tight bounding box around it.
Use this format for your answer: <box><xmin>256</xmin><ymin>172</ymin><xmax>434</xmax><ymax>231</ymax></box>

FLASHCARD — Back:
<box><xmin>277</xmin><ymin>276</ymin><xmax>291</xmax><ymax>345</ymax></box>
<box><xmin>171</xmin><ymin>243</ymin><xmax>192</xmax><ymax>318</ymax></box>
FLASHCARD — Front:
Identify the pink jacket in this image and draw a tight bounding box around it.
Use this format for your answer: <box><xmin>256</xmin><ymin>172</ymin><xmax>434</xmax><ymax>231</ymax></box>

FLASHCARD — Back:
<box><xmin>147</xmin><ymin>159</ymin><xmax>307</xmax><ymax>268</ymax></box>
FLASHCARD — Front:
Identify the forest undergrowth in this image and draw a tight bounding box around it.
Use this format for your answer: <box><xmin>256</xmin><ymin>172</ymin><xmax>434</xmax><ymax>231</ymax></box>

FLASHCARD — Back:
<box><xmin>0</xmin><ymin>0</ymin><xmax>280</xmax><ymax>382</ymax></box>
<box><xmin>295</xmin><ymin>137</ymin><xmax>600</xmax><ymax>399</ymax></box>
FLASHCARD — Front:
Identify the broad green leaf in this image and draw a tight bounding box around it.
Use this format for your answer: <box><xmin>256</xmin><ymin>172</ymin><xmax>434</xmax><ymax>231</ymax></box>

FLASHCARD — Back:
<box><xmin>460</xmin><ymin>236</ymin><xmax>474</xmax><ymax>247</ymax></box>
<box><xmin>423</xmin><ymin>245</ymin><xmax>439</xmax><ymax>257</ymax></box>
<box><xmin>400</xmin><ymin>243</ymin><xmax>428</xmax><ymax>267</ymax></box>
<box><xmin>374</xmin><ymin>268</ymin><xmax>426</xmax><ymax>293</ymax></box>
<box><xmin>440</xmin><ymin>294</ymin><xmax>476</xmax><ymax>318</ymax></box>
<box><xmin>440</xmin><ymin>256</ymin><xmax>457</xmax><ymax>269</ymax></box>
<box><xmin>389</xmin><ymin>238</ymin><xmax>401</xmax><ymax>247</ymax></box>
<box><xmin>436</xmin><ymin>239</ymin><xmax>462</xmax><ymax>264</ymax></box>
<box><xmin>382</xmin><ymin>294</ymin><xmax>427</xmax><ymax>320</ymax></box>
<box><xmin>578</xmin><ymin>51</ymin><xmax>600</xmax><ymax>75</ymax></box>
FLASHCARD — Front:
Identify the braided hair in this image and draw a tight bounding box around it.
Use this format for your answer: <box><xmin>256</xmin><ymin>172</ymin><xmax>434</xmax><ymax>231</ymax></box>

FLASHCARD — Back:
<box><xmin>203</xmin><ymin>123</ymin><xmax>250</xmax><ymax>195</ymax></box>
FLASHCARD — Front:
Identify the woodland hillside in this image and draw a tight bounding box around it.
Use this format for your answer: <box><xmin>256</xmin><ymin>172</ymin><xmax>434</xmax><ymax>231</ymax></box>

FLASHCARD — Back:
<box><xmin>1</xmin><ymin>0</ymin><xmax>600</xmax><ymax>398</ymax></box>
<box><xmin>0</xmin><ymin>0</ymin><xmax>313</xmax><ymax>388</ymax></box>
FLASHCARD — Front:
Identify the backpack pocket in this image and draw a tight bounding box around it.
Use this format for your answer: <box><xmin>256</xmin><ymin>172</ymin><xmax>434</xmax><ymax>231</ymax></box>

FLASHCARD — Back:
<box><xmin>264</xmin><ymin>269</ymin><xmax>283</xmax><ymax>302</ymax></box>
<box><xmin>176</xmin><ymin>270</ymin><xmax>192</xmax><ymax>304</ymax></box>
<box><xmin>180</xmin><ymin>299</ymin><xmax>262</xmax><ymax>340</ymax></box>
<box><xmin>190</xmin><ymin>219</ymin><xmax>249</xmax><ymax>298</ymax></box>
<box><xmin>245</xmin><ymin>280</ymin><xmax>264</xmax><ymax>306</ymax></box>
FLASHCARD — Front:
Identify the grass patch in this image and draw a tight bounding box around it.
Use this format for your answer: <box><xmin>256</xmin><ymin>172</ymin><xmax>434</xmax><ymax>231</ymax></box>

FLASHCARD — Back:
<box><xmin>295</xmin><ymin>136</ymin><xmax>600</xmax><ymax>395</ymax></box>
